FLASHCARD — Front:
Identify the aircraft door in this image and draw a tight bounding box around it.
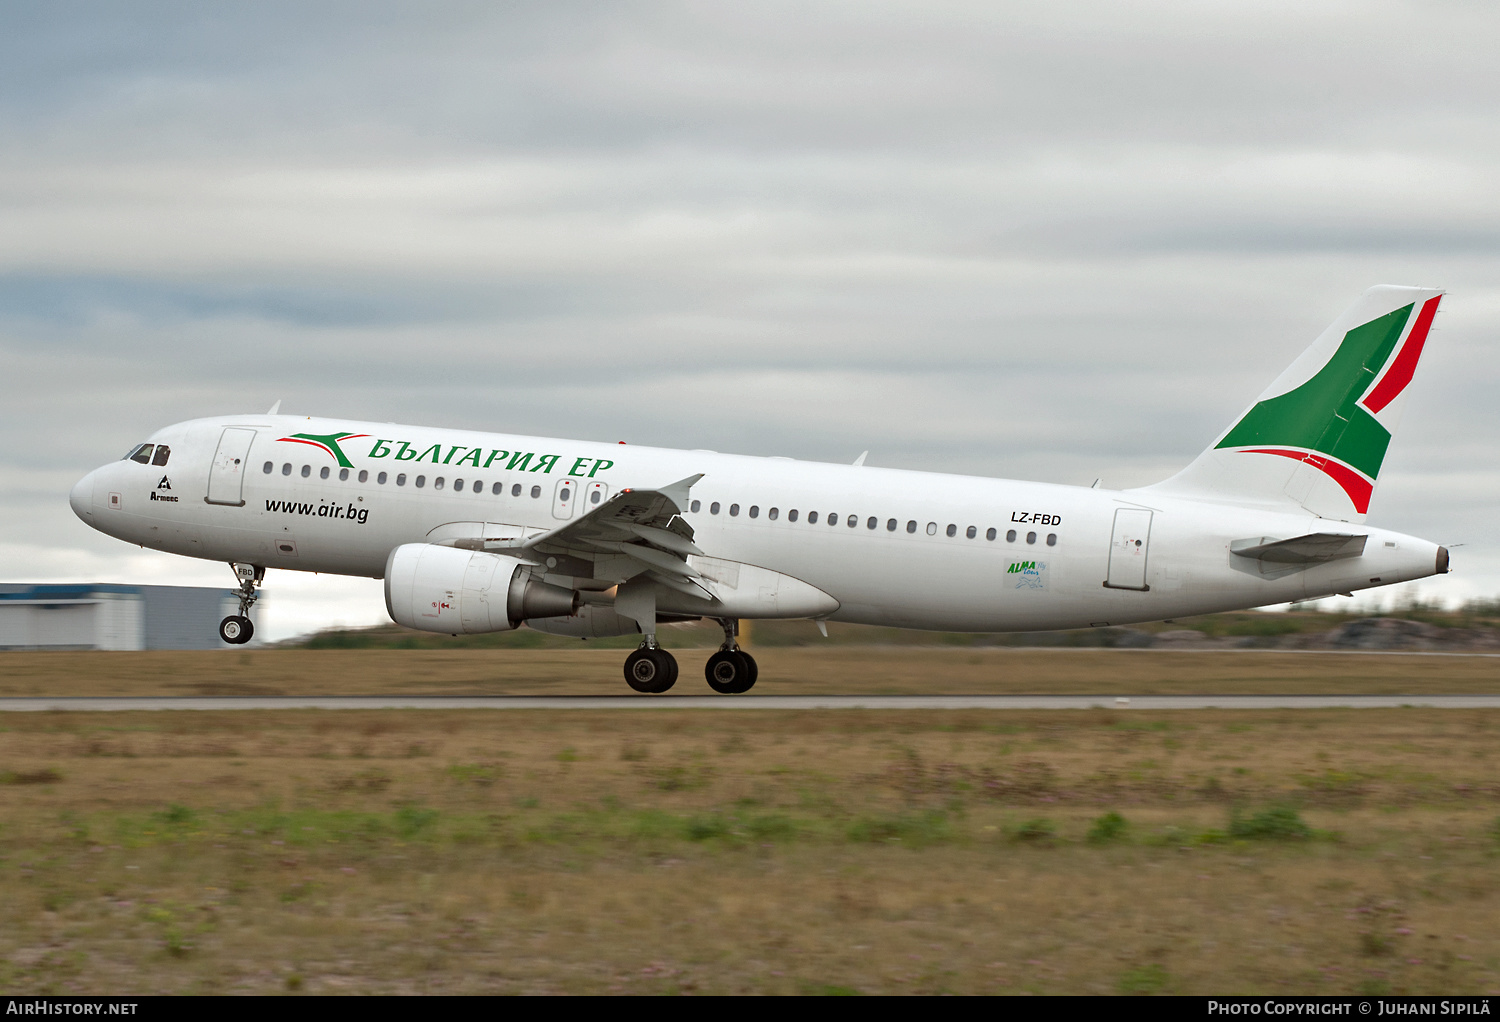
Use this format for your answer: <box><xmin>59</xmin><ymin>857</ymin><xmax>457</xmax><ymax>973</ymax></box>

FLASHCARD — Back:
<box><xmin>552</xmin><ymin>478</ymin><xmax>578</xmax><ymax>520</ymax></box>
<box><xmin>583</xmin><ymin>481</ymin><xmax>608</xmax><ymax>512</ymax></box>
<box><xmin>1104</xmin><ymin>508</ymin><xmax>1153</xmax><ymax>591</ymax></box>
<box><xmin>206</xmin><ymin>428</ymin><xmax>257</xmax><ymax>507</ymax></box>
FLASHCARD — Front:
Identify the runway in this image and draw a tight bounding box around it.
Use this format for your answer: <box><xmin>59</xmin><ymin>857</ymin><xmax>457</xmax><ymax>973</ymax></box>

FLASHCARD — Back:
<box><xmin>4</xmin><ymin>694</ymin><xmax>1500</xmax><ymax>711</ymax></box>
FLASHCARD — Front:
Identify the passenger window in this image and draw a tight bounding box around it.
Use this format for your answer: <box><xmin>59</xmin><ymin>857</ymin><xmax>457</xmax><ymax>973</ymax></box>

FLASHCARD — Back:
<box><xmin>512</xmin><ymin>483</ymin><xmax>522</xmax><ymax>497</ymax></box>
<box><xmin>301</xmin><ymin>465</ymin><xmax>311</xmax><ymax>478</ymax></box>
<box><xmin>492</xmin><ymin>482</ymin><xmax>502</xmax><ymax>495</ymax></box>
<box><xmin>886</xmin><ymin>519</ymin><xmax>896</xmax><ymax>532</ymax></box>
<box><xmin>416</xmin><ymin>476</ymin><xmax>426</xmax><ymax>488</ymax></box>
<box><xmin>473</xmin><ymin>480</ymin><xmax>482</xmax><ymax>493</ymax></box>
<box><xmin>320</xmin><ymin>466</ymin><xmax>330</xmax><ymax>480</ymax></box>
<box><xmin>1006</xmin><ymin>529</ymin><xmax>1017</xmax><ymax>542</ymax></box>
<box><xmin>729</xmin><ymin>504</ymin><xmax>739</xmax><ymax>516</ymax></box>
<box><xmin>849</xmin><ymin>516</ymin><xmax>858</xmax><ymax>528</ymax></box>
<box><xmin>946</xmin><ymin>524</ymin><xmax>957</xmax><ymax>537</ymax></box>
<box><xmin>151</xmin><ymin>445</ymin><xmax>171</xmax><ymax>467</ymax></box>
<box><xmin>396</xmin><ymin>473</ymin><xmax>406</xmax><ymax>486</ymax></box>
<box><xmin>589</xmin><ymin>488</ymin><xmax>600</xmax><ymax>503</ymax></box>
<box><xmin>1027</xmin><ymin>531</ymin><xmax>1037</xmax><ymax>544</ymax></box>
<box><xmin>263</xmin><ymin>461</ymin><xmax>273</xmax><ymax>474</ymax></box>
<box><xmin>906</xmin><ymin>520</ymin><xmax>916</xmax><ymax>533</ymax></box>
<box><xmin>339</xmin><ymin>468</ymin><xmax>349</xmax><ymax>481</ymax></box>
<box><xmin>434</xmin><ymin>477</ymin><xmax>445</xmax><ymax>490</ymax></box>
<box><xmin>986</xmin><ymin>527</ymin><xmax>996</xmax><ymax>541</ymax></box>
<box><xmin>867</xmin><ymin>517</ymin><xmax>876</xmax><ymax>529</ymax></box>
<box><xmin>530</xmin><ymin>485</ymin><xmax>541</xmax><ymax>498</ymax></box>
<box><xmin>1047</xmin><ymin>533</ymin><xmax>1057</xmax><ymax>546</ymax></box>
<box><xmin>789</xmin><ymin>510</ymin><xmax>799</xmax><ymax>522</ymax></box>
<box><xmin>966</xmin><ymin>526</ymin><xmax>976</xmax><ymax>539</ymax></box>
<box><xmin>710</xmin><ymin>502</ymin><xmax>720</xmax><ymax>515</ymax></box>
<box><xmin>827</xmin><ymin>513</ymin><xmax>837</xmax><ymax>526</ymax></box>
<box><xmin>282</xmin><ymin>463</ymin><xmax>292</xmax><ymax>476</ymax></box>
<box><xmin>749</xmin><ymin>506</ymin><xmax>759</xmax><ymax>518</ymax></box>
<box><xmin>129</xmin><ymin>444</ymin><xmax>153</xmax><ymax>465</ymax></box>
<box><xmin>453</xmin><ymin>478</ymin><xmax>463</xmax><ymax>491</ymax></box>
<box><xmin>558</xmin><ymin>485</ymin><xmax>568</xmax><ymax>501</ymax></box>
<box><xmin>926</xmin><ymin>522</ymin><xmax>937</xmax><ymax>535</ymax></box>
<box><xmin>808</xmin><ymin>511</ymin><xmax>818</xmax><ymax>524</ymax></box>
<box><xmin>691</xmin><ymin>500</ymin><xmax>701</xmax><ymax>513</ymax></box>
<box><xmin>769</xmin><ymin>508</ymin><xmax>779</xmax><ymax>520</ymax></box>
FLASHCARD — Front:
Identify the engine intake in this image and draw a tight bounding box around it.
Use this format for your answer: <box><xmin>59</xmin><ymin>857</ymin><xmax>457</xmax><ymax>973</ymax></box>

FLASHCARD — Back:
<box><xmin>384</xmin><ymin>543</ymin><xmax>579</xmax><ymax>634</ymax></box>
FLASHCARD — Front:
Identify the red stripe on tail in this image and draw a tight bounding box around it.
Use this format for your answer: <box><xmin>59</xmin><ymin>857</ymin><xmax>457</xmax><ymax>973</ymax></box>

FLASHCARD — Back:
<box><xmin>1363</xmin><ymin>295</ymin><xmax>1441</xmax><ymax>414</ymax></box>
<box><xmin>1243</xmin><ymin>448</ymin><xmax>1375</xmax><ymax>514</ymax></box>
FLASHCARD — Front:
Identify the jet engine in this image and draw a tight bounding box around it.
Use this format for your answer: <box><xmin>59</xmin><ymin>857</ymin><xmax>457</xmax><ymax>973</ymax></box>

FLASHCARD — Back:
<box><xmin>384</xmin><ymin>543</ymin><xmax>579</xmax><ymax>634</ymax></box>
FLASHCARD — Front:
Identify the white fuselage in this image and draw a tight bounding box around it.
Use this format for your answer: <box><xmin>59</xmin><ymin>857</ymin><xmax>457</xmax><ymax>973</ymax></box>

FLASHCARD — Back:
<box><xmin>70</xmin><ymin>414</ymin><xmax>1444</xmax><ymax>631</ymax></box>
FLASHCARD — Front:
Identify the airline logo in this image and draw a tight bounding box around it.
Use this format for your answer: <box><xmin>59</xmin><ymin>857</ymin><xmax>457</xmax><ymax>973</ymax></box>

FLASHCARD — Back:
<box><xmin>1214</xmin><ymin>296</ymin><xmax>1441</xmax><ymax>514</ymax></box>
<box><xmin>277</xmin><ymin>432</ymin><xmax>370</xmax><ymax>469</ymax></box>
<box><xmin>276</xmin><ymin>431</ymin><xmax>617</xmax><ymax>477</ymax></box>
<box><xmin>1008</xmin><ymin>560</ymin><xmax>1046</xmax><ymax>589</ymax></box>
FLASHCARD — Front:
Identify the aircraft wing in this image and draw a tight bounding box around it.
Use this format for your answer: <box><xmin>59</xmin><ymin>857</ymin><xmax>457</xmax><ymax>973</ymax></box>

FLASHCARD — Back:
<box><xmin>492</xmin><ymin>474</ymin><xmax>714</xmax><ymax>598</ymax></box>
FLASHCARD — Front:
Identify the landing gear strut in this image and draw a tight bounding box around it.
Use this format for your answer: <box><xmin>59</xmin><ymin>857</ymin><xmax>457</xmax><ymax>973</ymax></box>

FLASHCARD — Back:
<box><xmin>705</xmin><ymin>618</ymin><xmax>757</xmax><ymax>694</ymax></box>
<box><xmin>219</xmin><ymin>562</ymin><xmax>263</xmax><ymax>646</ymax></box>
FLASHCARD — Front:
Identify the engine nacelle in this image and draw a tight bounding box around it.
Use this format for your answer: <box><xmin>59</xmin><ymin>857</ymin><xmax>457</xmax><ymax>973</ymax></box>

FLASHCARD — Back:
<box><xmin>384</xmin><ymin>543</ymin><xmax>579</xmax><ymax>634</ymax></box>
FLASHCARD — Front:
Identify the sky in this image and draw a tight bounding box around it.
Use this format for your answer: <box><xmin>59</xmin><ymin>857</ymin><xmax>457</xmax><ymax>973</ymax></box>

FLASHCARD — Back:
<box><xmin>3</xmin><ymin>1</ymin><xmax>1499</xmax><ymax>640</ymax></box>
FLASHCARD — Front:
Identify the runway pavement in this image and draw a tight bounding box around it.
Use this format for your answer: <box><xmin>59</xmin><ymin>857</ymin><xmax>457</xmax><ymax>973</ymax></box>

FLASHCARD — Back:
<box><xmin>4</xmin><ymin>694</ymin><xmax>1500</xmax><ymax>711</ymax></box>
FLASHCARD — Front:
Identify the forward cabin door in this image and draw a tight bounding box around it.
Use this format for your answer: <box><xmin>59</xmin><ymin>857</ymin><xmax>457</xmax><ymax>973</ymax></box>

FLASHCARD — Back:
<box><xmin>205</xmin><ymin>428</ymin><xmax>257</xmax><ymax>506</ymax></box>
<box><xmin>1104</xmin><ymin>508</ymin><xmax>1153</xmax><ymax>591</ymax></box>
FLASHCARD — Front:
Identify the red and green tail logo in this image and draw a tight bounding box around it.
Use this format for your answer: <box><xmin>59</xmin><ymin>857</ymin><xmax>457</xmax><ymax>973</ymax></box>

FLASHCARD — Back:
<box><xmin>1214</xmin><ymin>296</ymin><xmax>1439</xmax><ymax>513</ymax></box>
<box><xmin>276</xmin><ymin>432</ymin><xmax>370</xmax><ymax>469</ymax></box>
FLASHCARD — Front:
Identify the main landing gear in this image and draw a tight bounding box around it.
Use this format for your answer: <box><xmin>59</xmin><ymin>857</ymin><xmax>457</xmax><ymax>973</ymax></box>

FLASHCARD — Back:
<box><xmin>706</xmin><ymin>618</ymin><xmax>757</xmax><ymax>695</ymax></box>
<box><xmin>624</xmin><ymin>643</ymin><xmax>678</xmax><ymax>693</ymax></box>
<box><xmin>219</xmin><ymin>562</ymin><xmax>263</xmax><ymax>646</ymax></box>
<box><xmin>618</xmin><ymin>618</ymin><xmax>759</xmax><ymax>695</ymax></box>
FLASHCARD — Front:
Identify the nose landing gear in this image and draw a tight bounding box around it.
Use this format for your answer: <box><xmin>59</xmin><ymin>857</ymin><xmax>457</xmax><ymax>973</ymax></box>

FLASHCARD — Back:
<box><xmin>219</xmin><ymin>562</ymin><xmax>263</xmax><ymax>646</ymax></box>
<box><xmin>706</xmin><ymin>618</ymin><xmax>757</xmax><ymax>694</ymax></box>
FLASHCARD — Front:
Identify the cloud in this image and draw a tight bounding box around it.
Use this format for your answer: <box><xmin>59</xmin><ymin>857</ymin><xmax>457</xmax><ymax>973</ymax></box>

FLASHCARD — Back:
<box><xmin>4</xmin><ymin>2</ymin><xmax>1499</xmax><ymax>637</ymax></box>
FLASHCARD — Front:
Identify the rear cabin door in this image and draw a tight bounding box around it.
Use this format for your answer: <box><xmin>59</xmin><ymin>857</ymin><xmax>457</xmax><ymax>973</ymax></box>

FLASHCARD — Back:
<box><xmin>1104</xmin><ymin>508</ymin><xmax>1153</xmax><ymax>591</ymax></box>
<box><xmin>206</xmin><ymin>428</ymin><xmax>257</xmax><ymax>506</ymax></box>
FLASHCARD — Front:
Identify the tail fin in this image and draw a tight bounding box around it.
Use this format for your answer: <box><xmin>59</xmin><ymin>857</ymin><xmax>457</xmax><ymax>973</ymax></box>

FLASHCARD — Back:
<box><xmin>1146</xmin><ymin>285</ymin><xmax>1443</xmax><ymax>522</ymax></box>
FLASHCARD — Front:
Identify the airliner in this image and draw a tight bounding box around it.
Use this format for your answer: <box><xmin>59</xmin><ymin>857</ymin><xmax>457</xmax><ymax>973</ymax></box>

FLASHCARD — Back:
<box><xmin>70</xmin><ymin>285</ymin><xmax>1450</xmax><ymax>694</ymax></box>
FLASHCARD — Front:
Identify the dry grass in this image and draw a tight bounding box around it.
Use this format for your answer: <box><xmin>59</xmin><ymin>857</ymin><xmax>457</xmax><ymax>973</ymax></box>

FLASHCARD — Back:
<box><xmin>2</xmin><ymin>706</ymin><xmax>1500</xmax><ymax>994</ymax></box>
<box><xmin>2</xmin><ymin>646</ymin><xmax>1500</xmax><ymax>698</ymax></box>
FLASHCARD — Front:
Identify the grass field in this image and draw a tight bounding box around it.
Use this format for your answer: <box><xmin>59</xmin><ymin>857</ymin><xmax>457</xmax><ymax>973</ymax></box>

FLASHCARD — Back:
<box><xmin>3</xmin><ymin>645</ymin><xmax>1500</xmax><ymax>698</ymax></box>
<box><xmin>3</xmin><ymin>704</ymin><xmax>1500</xmax><ymax>994</ymax></box>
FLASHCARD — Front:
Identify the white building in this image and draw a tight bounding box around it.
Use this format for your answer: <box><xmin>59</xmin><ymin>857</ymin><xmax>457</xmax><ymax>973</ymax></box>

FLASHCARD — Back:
<box><xmin>0</xmin><ymin>584</ymin><xmax>263</xmax><ymax>650</ymax></box>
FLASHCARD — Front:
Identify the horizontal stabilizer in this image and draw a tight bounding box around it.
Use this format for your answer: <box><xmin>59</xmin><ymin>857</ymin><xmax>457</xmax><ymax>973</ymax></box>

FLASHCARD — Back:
<box><xmin>1230</xmin><ymin>532</ymin><xmax>1367</xmax><ymax>564</ymax></box>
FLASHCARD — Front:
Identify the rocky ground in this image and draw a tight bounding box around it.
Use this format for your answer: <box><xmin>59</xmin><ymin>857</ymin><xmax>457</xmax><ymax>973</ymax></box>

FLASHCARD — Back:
<box><xmin>1141</xmin><ymin>617</ymin><xmax>1500</xmax><ymax>652</ymax></box>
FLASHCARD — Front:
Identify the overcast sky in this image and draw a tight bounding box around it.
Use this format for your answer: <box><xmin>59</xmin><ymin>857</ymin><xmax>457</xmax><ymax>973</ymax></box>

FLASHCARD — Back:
<box><xmin>4</xmin><ymin>2</ymin><xmax>1498</xmax><ymax>639</ymax></box>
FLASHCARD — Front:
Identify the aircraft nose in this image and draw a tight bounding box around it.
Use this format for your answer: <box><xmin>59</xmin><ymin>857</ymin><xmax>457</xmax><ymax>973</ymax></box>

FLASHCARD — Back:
<box><xmin>70</xmin><ymin>469</ymin><xmax>98</xmax><ymax>522</ymax></box>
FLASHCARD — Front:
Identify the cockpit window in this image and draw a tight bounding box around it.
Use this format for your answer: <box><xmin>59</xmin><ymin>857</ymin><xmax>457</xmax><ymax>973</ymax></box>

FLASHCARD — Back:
<box><xmin>150</xmin><ymin>445</ymin><xmax>170</xmax><ymax>467</ymax></box>
<box><xmin>126</xmin><ymin>444</ymin><xmax>154</xmax><ymax>464</ymax></box>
